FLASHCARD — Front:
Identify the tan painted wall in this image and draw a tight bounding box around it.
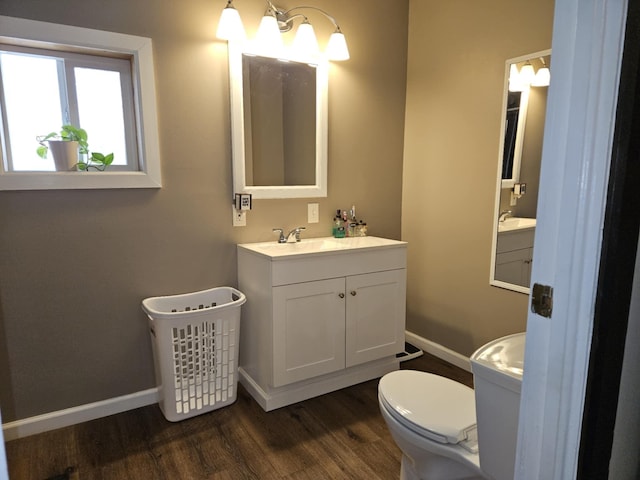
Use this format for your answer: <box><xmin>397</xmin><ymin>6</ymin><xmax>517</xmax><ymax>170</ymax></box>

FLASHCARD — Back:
<box><xmin>402</xmin><ymin>0</ymin><xmax>554</xmax><ymax>355</ymax></box>
<box><xmin>0</xmin><ymin>0</ymin><xmax>408</xmax><ymax>422</ymax></box>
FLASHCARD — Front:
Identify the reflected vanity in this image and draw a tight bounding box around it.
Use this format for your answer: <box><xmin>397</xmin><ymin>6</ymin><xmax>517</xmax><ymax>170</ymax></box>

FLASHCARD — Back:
<box><xmin>228</xmin><ymin>43</ymin><xmax>328</xmax><ymax>199</ymax></box>
<box><xmin>490</xmin><ymin>50</ymin><xmax>550</xmax><ymax>293</ymax></box>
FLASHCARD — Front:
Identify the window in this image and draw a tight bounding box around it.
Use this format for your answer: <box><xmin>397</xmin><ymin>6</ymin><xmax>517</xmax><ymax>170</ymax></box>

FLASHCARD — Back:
<box><xmin>0</xmin><ymin>16</ymin><xmax>161</xmax><ymax>190</ymax></box>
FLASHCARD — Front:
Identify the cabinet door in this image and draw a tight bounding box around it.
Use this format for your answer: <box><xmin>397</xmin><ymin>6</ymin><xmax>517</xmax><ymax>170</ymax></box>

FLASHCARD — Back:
<box><xmin>272</xmin><ymin>278</ymin><xmax>346</xmax><ymax>387</ymax></box>
<box><xmin>495</xmin><ymin>248</ymin><xmax>533</xmax><ymax>287</ymax></box>
<box><xmin>345</xmin><ymin>269</ymin><xmax>406</xmax><ymax>367</ymax></box>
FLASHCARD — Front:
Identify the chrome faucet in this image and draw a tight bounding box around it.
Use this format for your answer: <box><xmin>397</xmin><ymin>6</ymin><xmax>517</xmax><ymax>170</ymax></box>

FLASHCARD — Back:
<box><xmin>499</xmin><ymin>210</ymin><xmax>513</xmax><ymax>222</ymax></box>
<box><xmin>273</xmin><ymin>227</ymin><xmax>306</xmax><ymax>243</ymax></box>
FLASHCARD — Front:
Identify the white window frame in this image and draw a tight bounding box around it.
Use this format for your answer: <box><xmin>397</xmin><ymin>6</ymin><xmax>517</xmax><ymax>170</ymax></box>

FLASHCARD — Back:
<box><xmin>0</xmin><ymin>16</ymin><xmax>162</xmax><ymax>190</ymax></box>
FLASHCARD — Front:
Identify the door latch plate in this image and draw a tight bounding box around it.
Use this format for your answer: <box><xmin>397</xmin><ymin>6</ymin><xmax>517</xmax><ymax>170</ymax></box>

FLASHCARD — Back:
<box><xmin>531</xmin><ymin>283</ymin><xmax>553</xmax><ymax>318</ymax></box>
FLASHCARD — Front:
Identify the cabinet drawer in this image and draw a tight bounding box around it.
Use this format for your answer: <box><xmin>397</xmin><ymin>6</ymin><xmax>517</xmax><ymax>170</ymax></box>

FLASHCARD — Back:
<box><xmin>271</xmin><ymin>247</ymin><xmax>407</xmax><ymax>286</ymax></box>
<box><xmin>497</xmin><ymin>229</ymin><xmax>535</xmax><ymax>253</ymax></box>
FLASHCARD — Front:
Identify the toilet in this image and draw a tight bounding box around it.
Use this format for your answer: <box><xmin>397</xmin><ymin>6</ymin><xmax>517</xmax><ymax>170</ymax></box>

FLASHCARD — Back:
<box><xmin>378</xmin><ymin>333</ymin><xmax>525</xmax><ymax>480</ymax></box>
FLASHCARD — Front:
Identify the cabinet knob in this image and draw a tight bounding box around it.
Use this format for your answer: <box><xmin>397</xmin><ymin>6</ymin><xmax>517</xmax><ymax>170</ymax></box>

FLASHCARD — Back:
<box><xmin>338</xmin><ymin>293</ymin><xmax>345</xmax><ymax>299</ymax></box>
<box><xmin>350</xmin><ymin>291</ymin><xmax>357</xmax><ymax>296</ymax></box>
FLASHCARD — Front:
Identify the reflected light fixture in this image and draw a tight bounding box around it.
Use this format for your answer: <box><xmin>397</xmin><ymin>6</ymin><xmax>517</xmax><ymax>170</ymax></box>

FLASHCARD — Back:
<box><xmin>531</xmin><ymin>57</ymin><xmax>551</xmax><ymax>87</ymax></box>
<box><xmin>216</xmin><ymin>0</ymin><xmax>350</xmax><ymax>61</ymax></box>
<box><xmin>508</xmin><ymin>64</ymin><xmax>525</xmax><ymax>92</ymax></box>
<box><xmin>519</xmin><ymin>62</ymin><xmax>535</xmax><ymax>85</ymax></box>
<box><xmin>509</xmin><ymin>59</ymin><xmax>551</xmax><ymax>91</ymax></box>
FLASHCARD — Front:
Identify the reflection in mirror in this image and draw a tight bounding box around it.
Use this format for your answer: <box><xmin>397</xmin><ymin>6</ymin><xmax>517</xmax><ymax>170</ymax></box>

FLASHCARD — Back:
<box><xmin>491</xmin><ymin>50</ymin><xmax>550</xmax><ymax>294</ymax></box>
<box><xmin>501</xmin><ymin>90</ymin><xmax>528</xmax><ymax>187</ymax></box>
<box><xmin>228</xmin><ymin>43</ymin><xmax>328</xmax><ymax>199</ymax></box>
<box><xmin>243</xmin><ymin>55</ymin><xmax>316</xmax><ymax>187</ymax></box>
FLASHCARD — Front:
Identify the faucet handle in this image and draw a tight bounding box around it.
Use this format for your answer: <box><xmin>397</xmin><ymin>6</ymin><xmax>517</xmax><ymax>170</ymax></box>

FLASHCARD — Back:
<box><xmin>499</xmin><ymin>210</ymin><xmax>513</xmax><ymax>222</ymax></box>
<box><xmin>272</xmin><ymin>228</ymin><xmax>286</xmax><ymax>243</ymax></box>
<box><xmin>285</xmin><ymin>226</ymin><xmax>306</xmax><ymax>242</ymax></box>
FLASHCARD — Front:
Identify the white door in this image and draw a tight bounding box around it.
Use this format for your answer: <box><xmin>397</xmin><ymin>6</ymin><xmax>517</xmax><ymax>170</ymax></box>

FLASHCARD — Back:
<box><xmin>345</xmin><ymin>270</ymin><xmax>406</xmax><ymax>367</ymax></box>
<box><xmin>515</xmin><ymin>0</ymin><xmax>628</xmax><ymax>478</ymax></box>
<box><xmin>0</xmin><ymin>408</ymin><xmax>8</xmax><ymax>480</ymax></box>
<box><xmin>272</xmin><ymin>278</ymin><xmax>346</xmax><ymax>387</ymax></box>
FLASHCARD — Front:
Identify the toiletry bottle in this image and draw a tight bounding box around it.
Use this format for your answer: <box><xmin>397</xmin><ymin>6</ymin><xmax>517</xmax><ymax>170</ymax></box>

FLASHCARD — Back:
<box><xmin>356</xmin><ymin>220</ymin><xmax>367</xmax><ymax>237</ymax></box>
<box><xmin>333</xmin><ymin>217</ymin><xmax>342</xmax><ymax>237</ymax></box>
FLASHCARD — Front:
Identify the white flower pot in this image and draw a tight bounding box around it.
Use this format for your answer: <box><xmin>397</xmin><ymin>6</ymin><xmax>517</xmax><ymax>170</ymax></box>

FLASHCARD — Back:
<box><xmin>48</xmin><ymin>140</ymin><xmax>79</xmax><ymax>171</ymax></box>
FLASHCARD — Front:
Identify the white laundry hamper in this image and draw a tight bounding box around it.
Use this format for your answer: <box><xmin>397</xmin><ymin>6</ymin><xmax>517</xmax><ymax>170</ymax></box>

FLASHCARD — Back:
<box><xmin>142</xmin><ymin>286</ymin><xmax>246</xmax><ymax>422</ymax></box>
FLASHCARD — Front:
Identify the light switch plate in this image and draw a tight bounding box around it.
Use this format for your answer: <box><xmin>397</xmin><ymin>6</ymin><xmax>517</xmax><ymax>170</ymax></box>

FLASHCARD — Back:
<box><xmin>232</xmin><ymin>206</ymin><xmax>246</xmax><ymax>227</ymax></box>
<box><xmin>308</xmin><ymin>203</ymin><xmax>319</xmax><ymax>223</ymax></box>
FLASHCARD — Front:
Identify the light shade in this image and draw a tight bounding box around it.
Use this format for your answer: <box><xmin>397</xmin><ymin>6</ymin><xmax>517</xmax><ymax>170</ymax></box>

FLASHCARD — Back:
<box><xmin>255</xmin><ymin>14</ymin><xmax>283</xmax><ymax>56</ymax></box>
<box><xmin>531</xmin><ymin>67</ymin><xmax>551</xmax><ymax>87</ymax></box>
<box><xmin>519</xmin><ymin>63</ymin><xmax>536</xmax><ymax>85</ymax></box>
<box><xmin>293</xmin><ymin>20</ymin><xmax>320</xmax><ymax>59</ymax></box>
<box><xmin>508</xmin><ymin>79</ymin><xmax>526</xmax><ymax>92</ymax></box>
<box><xmin>508</xmin><ymin>64</ymin><xmax>525</xmax><ymax>92</ymax></box>
<box><xmin>216</xmin><ymin>3</ymin><xmax>245</xmax><ymax>41</ymax></box>
<box><xmin>326</xmin><ymin>29</ymin><xmax>350</xmax><ymax>61</ymax></box>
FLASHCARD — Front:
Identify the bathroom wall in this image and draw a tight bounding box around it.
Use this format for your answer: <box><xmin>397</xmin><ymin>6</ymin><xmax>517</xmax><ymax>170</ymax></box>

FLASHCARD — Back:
<box><xmin>0</xmin><ymin>0</ymin><xmax>409</xmax><ymax>422</ymax></box>
<box><xmin>402</xmin><ymin>0</ymin><xmax>555</xmax><ymax>355</ymax></box>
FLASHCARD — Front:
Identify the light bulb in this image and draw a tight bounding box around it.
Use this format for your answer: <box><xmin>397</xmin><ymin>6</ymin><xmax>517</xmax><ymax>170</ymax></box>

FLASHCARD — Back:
<box><xmin>509</xmin><ymin>64</ymin><xmax>520</xmax><ymax>83</ymax></box>
<box><xmin>519</xmin><ymin>63</ymin><xmax>535</xmax><ymax>85</ymax></box>
<box><xmin>255</xmin><ymin>14</ymin><xmax>283</xmax><ymax>56</ymax></box>
<box><xmin>216</xmin><ymin>2</ymin><xmax>245</xmax><ymax>41</ymax></box>
<box><xmin>326</xmin><ymin>29</ymin><xmax>349</xmax><ymax>61</ymax></box>
<box><xmin>508</xmin><ymin>79</ymin><xmax>526</xmax><ymax>92</ymax></box>
<box><xmin>531</xmin><ymin>67</ymin><xmax>551</xmax><ymax>87</ymax></box>
<box><xmin>293</xmin><ymin>20</ymin><xmax>320</xmax><ymax>59</ymax></box>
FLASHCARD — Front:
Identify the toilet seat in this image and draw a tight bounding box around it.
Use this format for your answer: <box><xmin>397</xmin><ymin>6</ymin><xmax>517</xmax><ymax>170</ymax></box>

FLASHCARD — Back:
<box><xmin>379</xmin><ymin>370</ymin><xmax>478</xmax><ymax>453</ymax></box>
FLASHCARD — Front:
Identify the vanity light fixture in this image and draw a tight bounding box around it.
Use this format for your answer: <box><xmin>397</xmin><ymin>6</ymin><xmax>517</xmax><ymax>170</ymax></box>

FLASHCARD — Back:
<box><xmin>531</xmin><ymin>57</ymin><xmax>551</xmax><ymax>87</ymax></box>
<box><xmin>509</xmin><ymin>59</ymin><xmax>551</xmax><ymax>91</ymax></box>
<box><xmin>216</xmin><ymin>0</ymin><xmax>350</xmax><ymax>61</ymax></box>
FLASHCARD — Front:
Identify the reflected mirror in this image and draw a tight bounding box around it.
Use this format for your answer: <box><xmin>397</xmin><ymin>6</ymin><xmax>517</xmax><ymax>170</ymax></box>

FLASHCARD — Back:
<box><xmin>490</xmin><ymin>50</ymin><xmax>551</xmax><ymax>293</ymax></box>
<box><xmin>228</xmin><ymin>43</ymin><xmax>328</xmax><ymax>199</ymax></box>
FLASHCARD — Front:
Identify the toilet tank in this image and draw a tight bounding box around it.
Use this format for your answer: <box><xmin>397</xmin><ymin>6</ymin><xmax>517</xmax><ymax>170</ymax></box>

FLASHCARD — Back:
<box><xmin>470</xmin><ymin>332</ymin><xmax>525</xmax><ymax>480</ymax></box>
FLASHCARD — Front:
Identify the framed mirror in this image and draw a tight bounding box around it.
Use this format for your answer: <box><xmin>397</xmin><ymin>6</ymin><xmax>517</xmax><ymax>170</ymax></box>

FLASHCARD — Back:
<box><xmin>490</xmin><ymin>50</ymin><xmax>551</xmax><ymax>294</ymax></box>
<box><xmin>228</xmin><ymin>42</ymin><xmax>328</xmax><ymax>199</ymax></box>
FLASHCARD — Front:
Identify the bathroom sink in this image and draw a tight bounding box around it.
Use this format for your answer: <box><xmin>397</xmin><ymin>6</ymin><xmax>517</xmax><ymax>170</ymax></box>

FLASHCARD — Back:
<box><xmin>239</xmin><ymin>236</ymin><xmax>407</xmax><ymax>259</ymax></box>
<box><xmin>498</xmin><ymin>217</ymin><xmax>536</xmax><ymax>233</ymax></box>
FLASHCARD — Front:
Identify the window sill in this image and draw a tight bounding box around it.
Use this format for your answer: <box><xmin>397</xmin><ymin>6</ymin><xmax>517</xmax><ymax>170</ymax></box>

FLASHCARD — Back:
<box><xmin>0</xmin><ymin>170</ymin><xmax>162</xmax><ymax>191</ymax></box>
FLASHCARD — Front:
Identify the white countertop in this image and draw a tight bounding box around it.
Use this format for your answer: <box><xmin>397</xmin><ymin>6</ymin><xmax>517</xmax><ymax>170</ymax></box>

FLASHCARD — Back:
<box><xmin>238</xmin><ymin>236</ymin><xmax>407</xmax><ymax>259</ymax></box>
<box><xmin>497</xmin><ymin>217</ymin><xmax>536</xmax><ymax>233</ymax></box>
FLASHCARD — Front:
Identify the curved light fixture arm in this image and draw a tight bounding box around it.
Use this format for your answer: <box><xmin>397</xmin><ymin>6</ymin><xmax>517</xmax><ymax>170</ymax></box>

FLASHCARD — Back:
<box><xmin>265</xmin><ymin>3</ymin><xmax>342</xmax><ymax>33</ymax></box>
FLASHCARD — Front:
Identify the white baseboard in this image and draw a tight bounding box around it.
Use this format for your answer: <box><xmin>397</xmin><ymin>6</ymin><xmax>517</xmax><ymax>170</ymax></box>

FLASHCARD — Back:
<box><xmin>239</xmin><ymin>357</ymin><xmax>399</xmax><ymax>412</ymax></box>
<box><xmin>2</xmin><ymin>333</ymin><xmax>468</xmax><ymax>441</ymax></box>
<box><xmin>405</xmin><ymin>331</ymin><xmax>472</xmax><ymax>372</ymax></box>
<box><xmin>2</xmin><ymin>388</ymin><xmax>159</xmax><ymax>441</ymax></box>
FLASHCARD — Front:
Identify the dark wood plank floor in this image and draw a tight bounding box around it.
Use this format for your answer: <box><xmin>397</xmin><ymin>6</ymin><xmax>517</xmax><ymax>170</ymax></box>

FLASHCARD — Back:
<box><xmin>5</xmin><ymin>353</ymin><xmax>473</xmax><ymax>480</ymax></box>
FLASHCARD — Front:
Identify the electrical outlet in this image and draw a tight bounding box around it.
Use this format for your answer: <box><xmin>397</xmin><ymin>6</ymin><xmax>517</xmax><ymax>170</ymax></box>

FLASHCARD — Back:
<box><xmin>232</xmin><ymin>206</ymin><xmax>246</xmax><ymax>227</ymax></box>
<box><xmin>308</xmin><ymin>203</ymin><xmax>319</xmax><ymax>223</ymax></box>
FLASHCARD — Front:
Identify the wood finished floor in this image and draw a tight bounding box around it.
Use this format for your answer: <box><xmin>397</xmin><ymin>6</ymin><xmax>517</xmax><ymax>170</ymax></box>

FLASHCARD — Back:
<box><xmin>6</xmin><ymin>353</ymin><xmax>473</xmax><ymax>480</ymax></box>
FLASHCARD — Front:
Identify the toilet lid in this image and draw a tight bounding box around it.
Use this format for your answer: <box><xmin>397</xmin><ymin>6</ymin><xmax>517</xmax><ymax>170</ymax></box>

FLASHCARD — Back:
<box><xmin>379</xmin><ymin>370</ymin><xmax>477</xmax><ymax>445</ymax></box>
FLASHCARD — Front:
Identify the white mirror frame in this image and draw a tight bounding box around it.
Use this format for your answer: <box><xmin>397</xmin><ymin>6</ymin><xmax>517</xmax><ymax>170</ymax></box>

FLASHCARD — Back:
<box><xmin>490</xmin><ymin>49</ymin><xmax>551</xmax><ymax>294</ymax></box>
<box><xmin>227</xmin><ymin>41</ymin><xmax>328</xmax><ymax>199</ymax></box>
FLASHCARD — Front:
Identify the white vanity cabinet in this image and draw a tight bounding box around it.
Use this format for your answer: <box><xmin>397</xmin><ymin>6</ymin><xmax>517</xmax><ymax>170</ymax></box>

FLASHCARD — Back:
<box><xmin>237</xmin><ymin>236</ymin><xmax>407</xmax><ymax>411</ymax></box>
<box><xmin>495</xmin><ymin>228</ymin><xmax>535</xmax><ymax>287</ymax></box>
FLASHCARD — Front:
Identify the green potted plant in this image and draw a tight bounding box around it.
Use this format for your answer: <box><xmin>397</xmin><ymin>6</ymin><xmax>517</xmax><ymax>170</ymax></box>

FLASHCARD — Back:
<box><xmin>36</xmin><ymin>124</ymin><xmax>114</xmax><ymax>171</ymax></box>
